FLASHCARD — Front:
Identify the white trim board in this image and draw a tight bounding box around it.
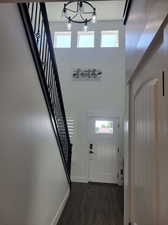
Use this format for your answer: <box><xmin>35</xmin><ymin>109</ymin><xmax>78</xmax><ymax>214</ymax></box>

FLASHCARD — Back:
<box><xmin>50</xmin><ymin>188</ymin><xmax>70</xmax><ymax>225</ymax></box>
<box><xmin>71</xmin><ymin>176</ymin><xmax>88</xmax><ymax>183</ymax></box>
<box><xmin>88</xmin><ymin>174</ymin><xmax>118</xmax><ymax>184</ymax></box>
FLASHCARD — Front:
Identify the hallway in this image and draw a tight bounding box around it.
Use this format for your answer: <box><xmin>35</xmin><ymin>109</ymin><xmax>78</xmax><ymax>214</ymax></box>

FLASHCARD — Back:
<box><xmin>58</xmin><ymin>183</ymin><xmax>124</xmax><ymax>225</ymax></box>
<box><xmin>1</xmin><ymin>1</ymin><xmax>168</xmax><ymax>225</ymax></box>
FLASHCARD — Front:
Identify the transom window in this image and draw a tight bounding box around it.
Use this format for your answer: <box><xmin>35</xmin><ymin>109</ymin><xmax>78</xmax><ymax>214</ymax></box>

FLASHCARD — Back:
<box><xmin>53</xmin><ymin>30</ymin><xmax>120</xmax><ymax>48</ymax></box>
<box><xmin>77</xmin><ymin>31</ymin><xmax>95</xmax><ymax>48</ymax></box>
<box><xmin>54</xmin><ymin>32</ymin><xmax>71</xmax><ymax>48</ymax></box>
<box><xmin>95</xmin><ymin>120</ymin><xmax>114</xmax><ymax>134</ymax></box>
<box><xmin>101</xmin><ymin>30</ymin><xmax>119</xmax><ymax>48</ymax></box>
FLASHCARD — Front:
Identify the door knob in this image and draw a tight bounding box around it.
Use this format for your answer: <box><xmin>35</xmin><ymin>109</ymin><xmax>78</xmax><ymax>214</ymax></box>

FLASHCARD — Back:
<box><xmin>89</xmin><ymin>150</ymin><xmax>94</xmax><ymax>154</ymax></box>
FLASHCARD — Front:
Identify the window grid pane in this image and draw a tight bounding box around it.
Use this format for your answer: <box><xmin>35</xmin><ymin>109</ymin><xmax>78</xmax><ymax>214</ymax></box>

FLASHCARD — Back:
<box><xmin>54</xmin><ymin>32</ymin><xmax>71</xmax><ymax>48</ymax></box>
<box><xmin>77</xmin><ymin>31</ymin><xmax>94</xmax><ymax>48</ymax></box>
<box><xmin>95</xmin><ymin>120</ymin><xmax>114</xmax><ymax>134</ymax></box>
<box><xmin>101</xmin><ymin>31</ymin><xmax>119</xmax><ymax>48</ymax></box>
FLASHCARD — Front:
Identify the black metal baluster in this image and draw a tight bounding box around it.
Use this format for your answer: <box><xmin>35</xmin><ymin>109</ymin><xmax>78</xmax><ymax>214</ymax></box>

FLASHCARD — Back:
<box><xmin>39</xmin><ymin>23</ymin><xmax>44</xmax><ymax>58</ymax></box>
<box><xmin>28</xmin><ymin>3</ymin><xmax>32</xmax><ymax>15</ymax></box>
<box><xmin>44</xmin><ymin>45</ymin><xmax>48</xmax><ymax>75</ymax></box>
<box><xmin>45</xmin><ymin>50</ymin><xmax>50</xmax><ymax>86</ymax></box>
<box><xmin>50</xmin><ymin>69</ymin><xmax>54</xmax><ymax>102</ymax></box>
<box><xmin>48</xmin><ymin>60</ymin><xmax>52</xmax><ymax>90</ymax></box>
<box><xmin>30</xmin><ymin>2</ymin><xmax>34</xmax><ymax>22</ymax></box>
<box><xmin>34</xmin><ymin>3</ymin><xmax>38</xmax><ymax>34</ymax></box>
<box><xmin>41</xmin><ymin>32</ymin><xmax>46</xmax><ymax>66</ymax></box>
<box><xmin>36</xmin><ymin>6</ymin><xmax>41</xmax><ymax>45</ymax></box>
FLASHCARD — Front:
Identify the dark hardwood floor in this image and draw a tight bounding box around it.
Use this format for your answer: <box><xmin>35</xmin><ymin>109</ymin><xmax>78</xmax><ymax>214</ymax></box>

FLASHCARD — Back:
<box><xmin>58</xmin><ymin>182</ymin><xmax>124</xmax><ymax>225</ymax></box>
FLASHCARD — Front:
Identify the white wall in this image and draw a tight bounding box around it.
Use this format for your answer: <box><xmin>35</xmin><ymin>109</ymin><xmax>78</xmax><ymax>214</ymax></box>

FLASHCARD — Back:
<box><xmin>0</xmin><ymin>4</ymin><xmax>69</xmax><ymax>225</ymax></box>
<box><xmin>125</xmin><ymin>0</ymin><xmax>168</xmax><ymax>80</ymax></box>
<box><xmin>49</xmin><ymin>20</ymin><xmax>125</xmax><ymax>182</ymax></box>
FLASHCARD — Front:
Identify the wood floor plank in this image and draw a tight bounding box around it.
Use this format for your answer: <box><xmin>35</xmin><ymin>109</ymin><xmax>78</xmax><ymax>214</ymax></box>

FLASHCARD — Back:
<box><xmin>58</xmin><ymin>182</ymin><xmax>124</xmax><ymax>225</ymax></box>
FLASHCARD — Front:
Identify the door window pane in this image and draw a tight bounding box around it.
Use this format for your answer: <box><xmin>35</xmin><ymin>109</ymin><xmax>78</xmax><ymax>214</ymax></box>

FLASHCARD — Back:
<box><xmin>95</xmin><ymin>120</ymin><xmax>113</xmax><ymax>134</ymax></box>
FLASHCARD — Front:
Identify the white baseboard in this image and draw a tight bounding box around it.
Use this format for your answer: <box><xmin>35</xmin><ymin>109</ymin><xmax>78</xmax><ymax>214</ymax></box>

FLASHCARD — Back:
<box><xmin>89</xmin><ymin>172</ymin><xmax>118</xmax><ymax>184</ymax></box>
<box><xmin>71</xmin><ymin>176</ymin><xmax>88</xmax><ymax>183</ymax></box>
<box><xmin>50</xmin><ymin>188</ymin><xmax>70</xmax><ymax>225</ymax></box>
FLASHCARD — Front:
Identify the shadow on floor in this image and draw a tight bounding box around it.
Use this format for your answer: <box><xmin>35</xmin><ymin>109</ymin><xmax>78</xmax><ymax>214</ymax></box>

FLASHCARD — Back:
<box><xmin>58</xmin><ymin>182</ymin><xmax>124</xmax><ymax>225</ymax></box>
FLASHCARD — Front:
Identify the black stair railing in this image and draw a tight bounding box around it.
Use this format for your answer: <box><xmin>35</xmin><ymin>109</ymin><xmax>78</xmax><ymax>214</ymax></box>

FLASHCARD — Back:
<box><xmin>18</xmin><ymin>3</ymin><xmax>72</xmax><ymax>184</ymax></box>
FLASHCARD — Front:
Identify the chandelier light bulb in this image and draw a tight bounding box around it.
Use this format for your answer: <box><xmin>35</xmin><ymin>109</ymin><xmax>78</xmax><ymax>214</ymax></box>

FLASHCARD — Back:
<box><xmin>84</xmin><ymin>21</ymin><xmax>88</xmax><ymax>32</ymax></box>
<box><xmin>67</xmin><ymin>18</ymin><xmax>72</xmax><ymax>30</ymax></box>
<box><xmin>92</xmin><ymin>12</ymin><xmax>96</xmax><ymax>23</ymax></box>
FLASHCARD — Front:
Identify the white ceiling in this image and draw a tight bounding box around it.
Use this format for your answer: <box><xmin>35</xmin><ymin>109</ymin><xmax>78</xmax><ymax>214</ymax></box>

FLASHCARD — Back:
<box><xmin>46</xmin><ymin>1</ymin><xmax>126</xmax><ymax>22</ymax></box>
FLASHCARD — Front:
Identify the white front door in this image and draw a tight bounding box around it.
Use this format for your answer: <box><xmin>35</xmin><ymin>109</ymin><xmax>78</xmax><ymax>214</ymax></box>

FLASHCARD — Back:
<box><xmin>88</xmin><ymin>117</ymin><xmax>120</xmax><ymax>183</ymax></box>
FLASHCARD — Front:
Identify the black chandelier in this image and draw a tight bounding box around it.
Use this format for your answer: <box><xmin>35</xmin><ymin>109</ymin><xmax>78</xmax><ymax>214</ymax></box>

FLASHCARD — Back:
<box><xmin>63</xmin><ymin>0</ymin><xmax>96</xmax><ymax>31</ymax></box>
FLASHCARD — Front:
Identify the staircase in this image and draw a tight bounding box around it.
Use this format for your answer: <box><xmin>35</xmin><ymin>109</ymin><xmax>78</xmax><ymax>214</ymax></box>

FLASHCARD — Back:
<box><xmin>18</xmin><ymin>2</ymin><xmax>72</xmax><ymax>184</ymax></box>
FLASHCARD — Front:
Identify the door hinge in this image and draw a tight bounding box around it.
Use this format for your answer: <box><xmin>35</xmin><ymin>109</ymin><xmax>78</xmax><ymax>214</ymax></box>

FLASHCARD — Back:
<box><xmin>162</xmin><ymin>71</ymin><xmax>165</xmax><ymax>97</ymax></box>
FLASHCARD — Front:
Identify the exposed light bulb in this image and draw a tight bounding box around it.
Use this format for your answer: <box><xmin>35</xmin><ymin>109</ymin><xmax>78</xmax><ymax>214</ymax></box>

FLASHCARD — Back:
<box><xmin>92</xmin><ymin>10</ymin><xmax>96</xmax><ymax>23</ymax></box>
<box><xmin>84</xmin><ymin>20</ymin><xmax>88</xmax><ymax>32</ymax></box>
<box><xmin>67</xmin><ymin>21</ymin><xmax>72</xmax><ymax>30</ymax></box>
<box><xmin>67</xmin><ymin>17</ymin><xmax>72</xmax><ymax>30</ymax></box>
<box><xmin>84</xmin><ymin>24</ymin><xmax>88</xmax><ymax>32</ymax></box>
<box><xmin>92</xmin><ymin>14</ymin><xmax>96</xmax><ymax>23</ymax></box>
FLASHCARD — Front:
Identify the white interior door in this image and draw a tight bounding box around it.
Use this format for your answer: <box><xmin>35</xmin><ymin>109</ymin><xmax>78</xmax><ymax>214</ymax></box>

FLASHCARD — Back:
<box><xmin>131</xmin><ymin>72</ymin><xmax>168</xmax><ymax>225</ymax></box>
<box><xmin>88</xmin><ymin>117</ymin><xmax>120</xmax><ymax>183</ymax></box>
<box><xmin>132</xmin><ymin>79</ymin><xmax>159</xmax><ymax>225</ymax></box>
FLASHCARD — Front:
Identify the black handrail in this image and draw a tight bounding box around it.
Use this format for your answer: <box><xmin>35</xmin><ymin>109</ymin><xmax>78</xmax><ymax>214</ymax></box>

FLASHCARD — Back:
<box><xmin>123</xmin><ymin>0</ymin><xmax>132</xmax><ymax>25</ymax></box>
<box><xmin>18</xmin><ymin>3</ymin><xmax>72</xmax><ymax>184</ymax></box>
